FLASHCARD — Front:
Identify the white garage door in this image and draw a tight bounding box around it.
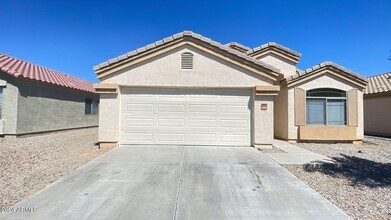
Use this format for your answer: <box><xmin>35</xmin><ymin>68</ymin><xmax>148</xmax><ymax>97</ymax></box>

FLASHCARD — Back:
<box><xmin>120</xmin><ymin>89</ymin><xmax>251</xmax><ymax>146</ymax></box>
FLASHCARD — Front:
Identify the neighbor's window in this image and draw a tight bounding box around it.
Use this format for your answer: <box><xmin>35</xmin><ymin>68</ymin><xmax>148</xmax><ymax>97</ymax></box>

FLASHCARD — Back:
<box><xmin>181</xmin><ymin>52</ymin><xmax>193</xmax><ymax>69</ymax></box>
<box><xmin>0</xmin><ymin>88</ymin><xmax>3</xmax><ymax>119</ymax></box>
<box><xmin>85</xmin><ymin>98</ymin><xmax>99</xmax><ymax>115</ymax></box>
<box><xmin>306</xmin><ymin>88</ymin><xmax>346</xmax><ymax>125</ymax></box>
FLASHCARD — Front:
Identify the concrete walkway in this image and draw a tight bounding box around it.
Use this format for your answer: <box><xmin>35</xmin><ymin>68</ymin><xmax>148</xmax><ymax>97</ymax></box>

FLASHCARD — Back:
<box><xmin>265</xmin><ymin>140</ymin><xmax>334</xmax><ymax>165</ymax></box>
<box><xmin>1</xmin><ymin>146</ymin><xmax>349</xmax><ymax>220</ymax></box>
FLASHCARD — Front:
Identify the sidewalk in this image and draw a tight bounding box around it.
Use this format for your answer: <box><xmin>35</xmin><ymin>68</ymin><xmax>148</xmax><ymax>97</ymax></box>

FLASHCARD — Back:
<box><xmin>264</xmin><ymin>140</ymin><xmax>334</xmax><ymax>165</ymax></box>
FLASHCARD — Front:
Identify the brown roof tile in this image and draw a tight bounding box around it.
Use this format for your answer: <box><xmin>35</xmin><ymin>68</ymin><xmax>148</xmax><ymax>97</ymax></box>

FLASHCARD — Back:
<box><xmin>365</xmin><ymin>72</ymin><xmax>391</xmax><ymax>94</ymax></box>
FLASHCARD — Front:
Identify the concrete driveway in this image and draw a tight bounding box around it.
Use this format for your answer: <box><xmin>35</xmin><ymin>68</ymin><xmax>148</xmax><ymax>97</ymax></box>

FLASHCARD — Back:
<box><xmin>1</xmin><ymin>146</ymin><xmax>349</xmax><ymax>220</ymax></box>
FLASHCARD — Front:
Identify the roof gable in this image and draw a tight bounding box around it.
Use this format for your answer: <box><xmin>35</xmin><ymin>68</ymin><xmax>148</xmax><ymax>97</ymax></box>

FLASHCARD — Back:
<box><xmin>0</xmin><ymin>53</ymin><xmax>95</xmax><ymax>93</ymax></box>
<box><xmin>225</xmin><ymin>42</ymin><xmax>250</xmax><ymax>53</ymax></box>
<box><xmin>99</xmin><ymin>44</ymin><xmax>276</xmax><ymax>87</ymax></box>
<box><xmin>94</xmin><ymin>31</ymin><xmax>281</xmax><ymax>81</ymax></box>
<box><xmin>284</xmin><ymin>62</ymin><xmax>368</xmax><ymax>88</ymax></box>
<box><xmin>247</xmin><ymin>42</ymin><xmax>302</xmax><ymax>64</ymax></box>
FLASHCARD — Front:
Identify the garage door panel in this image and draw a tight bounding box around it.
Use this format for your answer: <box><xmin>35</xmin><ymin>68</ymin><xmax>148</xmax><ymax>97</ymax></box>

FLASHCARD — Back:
<box><xmin>157</xmin><ymin>94</ymin><xmax>187</xmax><ymax>100</ymax></box>
<box><xmin>220</xmin><ymin>119</ymin><xmax>249</xmax><ymax>128</ymax></box>
<box><xmin>157</xmin><ymin>118</ymin><xmax>185</xmax><ymax>127</ymax></box>
<box><xmin>120</xmin><ymin>89</ymin><xmax>251</xmax><ymax>146</ymax></box>
<box><xmin>157</xmin><ymin>133</ymin><xmax>185</xmax><ymax>142</ymax></box>
<box><xmin>157</xmin><ymin>104</ymin><xmax>185</xmax><ymax>113</ymax></box>
<box><xmin>220</xmin><ymin>105</ymin><xmax>249</xmax><ymax>113</ymax></box>
<box><xmin>123</xmin><ymin>132</ymin><xmax>154</xmax><ymax>143</ymax></box>
<box><xmin>188</xmin><ymin>133</ymin><xmax>217</xmax><ymax>143</ymax></box>
<box><xmin>125</xmin><ymin>104</ymin><xmax>154</xmax><ymax>113</ymax></box>
<box><xmin>189</xmin><ymin>119</ymin><xmax>216</xmax><ymax>128</ymax></box>
<box><xmin>221</xmin><ymin>134</ymin><xmax>249</xmax><ymax>143</ymax></box>
<box><xmin>188</xmin><ymin>104</ymin><xmax>217</xmax><ymax>113</ymax></box>
<box><xmin>124</xmin><ymin>117</ymin><xmax>154</xmax><ymax>127</ymax></box>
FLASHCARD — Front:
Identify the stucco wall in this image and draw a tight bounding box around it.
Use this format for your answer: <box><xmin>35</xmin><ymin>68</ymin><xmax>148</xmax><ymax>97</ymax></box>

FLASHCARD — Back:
<box><xmin>16</xmin><ymin>78</ymin><xmax>99</xmax><ymax>134</ymax></box>
<box><xmin>274</xmin><ymin>86</ymin><xmax>289</xmax><ymax>140</ymax></box>
<box><xmin>253</xmin><ymin>94</ymin><xmax>274</xmax><ymax>146</ymax></box>
<box><xmin>287</xmin><ymin>73</ymin><xmax>364</xmax><ymax>140</ymax></box>
<box><xmin>0</xmin><ymin>73</ymin><xmax>19</xmax><ymax>134</ymax></box>
<box><xmin>99</xmin><ymin>93</ymin><xmax>119</xmax><ymax>142</ymax></box>
<box><xmin>256</xmin><ymin>54</ymin><xmax>297</xmax><ymax>78</ymax></box>
<box><xmin>364</xmin><ymin>95</ymin><xmax>391</xmax><ymax>137</ymax></box>
<box><xmin>101</xmin><ymin>44</ymin><xmax>274</xmax><ymax>87</ymax></box>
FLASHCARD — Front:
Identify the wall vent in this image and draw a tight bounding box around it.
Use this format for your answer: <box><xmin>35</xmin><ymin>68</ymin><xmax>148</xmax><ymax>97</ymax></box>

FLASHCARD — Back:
<box><xmin>181</xmin><ymin>52</ymin><xmax>193</xmax><ymax>69</ymax></box>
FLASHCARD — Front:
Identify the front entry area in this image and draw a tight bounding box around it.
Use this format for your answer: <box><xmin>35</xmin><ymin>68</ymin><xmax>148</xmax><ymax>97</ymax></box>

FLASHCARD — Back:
<box><xmin>120</xmin><ymin>88</ymin><xmax>252</xmax><ymax>146</ymax></box>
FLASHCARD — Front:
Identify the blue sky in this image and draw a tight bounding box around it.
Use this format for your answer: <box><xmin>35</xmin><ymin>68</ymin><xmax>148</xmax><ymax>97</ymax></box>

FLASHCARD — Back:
<box><xmin>1</xmin><ymin>0</ymin><xmax>390</xmax><ymax>82</ymax></box>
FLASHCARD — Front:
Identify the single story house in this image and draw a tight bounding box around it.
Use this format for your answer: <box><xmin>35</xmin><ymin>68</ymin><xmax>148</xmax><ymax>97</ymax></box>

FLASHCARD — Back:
<box><xmin>0</xmin><ymin>52</ymin><xmax>99</xmax><ymax>136</ymax></box>
<box><xmin>93</xmin><ymin>31</ymin><xmax>368</xmax><ymax>148</ymax></box>
<box><xmin>363</xmin><ymin>72</ymin><xmax>391</xmax><ymax>137</ymax></box>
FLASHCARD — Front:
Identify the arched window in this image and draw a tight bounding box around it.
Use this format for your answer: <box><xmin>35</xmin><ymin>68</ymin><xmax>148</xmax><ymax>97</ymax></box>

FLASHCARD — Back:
<box><xmin>181</xmin><ymin>52</ymin><xmax>193</xmax><ymax>69</ymax></box>
<box><xmin>306</xmin><ymin>88</ymin><xmax>347</xmax><ymax>125</ymax></box>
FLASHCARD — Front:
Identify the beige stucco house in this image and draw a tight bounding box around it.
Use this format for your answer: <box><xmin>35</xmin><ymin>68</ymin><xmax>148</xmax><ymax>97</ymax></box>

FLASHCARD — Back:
<box><xmin>364</xmin><ymin>72</ymin><xmax>391</xmax><ymax>137</ymax></box>
<box><xmin>93</xmin><ymin>31</ymin><xmax>368</xmax><ymax>148</ymax></box>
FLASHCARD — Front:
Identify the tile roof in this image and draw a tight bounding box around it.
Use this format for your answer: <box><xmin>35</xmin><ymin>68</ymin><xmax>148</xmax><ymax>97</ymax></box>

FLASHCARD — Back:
<box><xmin>246</xmin><ymin>42</ymin><xmax>302</xmax><ymax>59</ymax></box>
<box><xmin>364</xmin><ymin>72</ymin><xmax>391</xmax><ymax>94</ymax></box>
<box><xmin>285</xmin><ymin>62</ymin><xmax>368</xmax><ymax>84</ymax></box>
<box><xmin>93</xmin><ymin>31</ymin><xmax>281</xmax><ymax>75</ymax></box>
<box><xmin>0</xmin><ymin>53</ymin><xmax>95</xmax><ymax>93</ymax></box>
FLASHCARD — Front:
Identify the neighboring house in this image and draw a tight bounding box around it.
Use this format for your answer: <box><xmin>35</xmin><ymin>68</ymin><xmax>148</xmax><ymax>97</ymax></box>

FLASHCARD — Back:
<box><xmin>93</xmin><ymin>31</ymin><xmax>368</xmax><ymax>148</ymax></box>
<box><xmin>363</xmin><ymin>72</ymin><xmax>391</xmax><ymax>137</ymax></box>
<box><xmin>0</xmin><ymin>52</ymin><xmax>99</xmax><ymax>136</ymax></box>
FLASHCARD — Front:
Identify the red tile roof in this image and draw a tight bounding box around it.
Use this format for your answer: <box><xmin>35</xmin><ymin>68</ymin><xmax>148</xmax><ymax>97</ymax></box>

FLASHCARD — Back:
<box><xmin>0</xmin><ymin>52</ymin><xmax>95</xmax><ymax>93</ymax></box>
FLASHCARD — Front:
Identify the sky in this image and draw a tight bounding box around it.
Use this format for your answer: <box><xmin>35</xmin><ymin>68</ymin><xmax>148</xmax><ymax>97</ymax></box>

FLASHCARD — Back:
<box><xmin>1</xmin><ymin>0</ymin><xmax>390</xmax><ymax>82</ymax></box>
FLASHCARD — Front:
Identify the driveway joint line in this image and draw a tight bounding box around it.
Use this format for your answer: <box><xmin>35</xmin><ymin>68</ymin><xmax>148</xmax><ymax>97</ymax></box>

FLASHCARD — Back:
<box><xmin>172</xmin><ymin>146</ymin><xmax>186</xmax><ymax>220</ymax></box>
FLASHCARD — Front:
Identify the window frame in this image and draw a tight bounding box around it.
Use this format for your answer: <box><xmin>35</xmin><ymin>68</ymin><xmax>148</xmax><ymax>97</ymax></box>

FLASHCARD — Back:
<box><xmin>85</xmin><ymin>98</ymin><xmax>98</xmax><ymax>115</ymax></box>
<box><xmin>306</xmin><ymin>89</ymin><xmax>347</xmax><ymax>126</ymax></box>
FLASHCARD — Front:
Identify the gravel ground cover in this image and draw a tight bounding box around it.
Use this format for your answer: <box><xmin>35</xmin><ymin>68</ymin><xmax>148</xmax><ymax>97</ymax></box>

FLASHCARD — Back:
<box><xmin>285</xmin><ymin>136</ymin><xmax>391</xmax><ymax>220</ymax></box>
<box><xmin>0</xmin><ymin>127</ymin><xmax>110</xmax><ymax>210</ymax></box>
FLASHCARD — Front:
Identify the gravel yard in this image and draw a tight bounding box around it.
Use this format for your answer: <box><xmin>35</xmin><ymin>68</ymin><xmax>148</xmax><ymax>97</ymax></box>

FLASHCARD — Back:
<box><xmin>0</xmin><ymin>127</ymin><xmax>110</xmax><ymax>210</ymax></box>
<box><xmin>285</xmin><ymin>136</ymin><xmax>391</xmax><ymax>220</ymax></box>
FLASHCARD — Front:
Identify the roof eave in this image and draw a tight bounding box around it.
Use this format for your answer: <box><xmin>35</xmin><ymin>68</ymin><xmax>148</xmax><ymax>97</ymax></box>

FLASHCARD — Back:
<box><xmin>94</xmin><ymin>32</ymin><xmax>281</xmax><ymax>81</ymax></box>
<box><xmin>284</xmin><ymin>64</ymin><xmax>368</xmax><ymax>88</ymax></box>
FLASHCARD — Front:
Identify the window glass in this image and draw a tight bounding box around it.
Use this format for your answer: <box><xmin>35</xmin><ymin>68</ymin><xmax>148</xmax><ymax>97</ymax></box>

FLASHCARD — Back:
<box><xmin>307</xmin><ymin>88</ymin><xmax>346</xmax><ymax>97</ymax></box>
<box><xmin>306</xmin><ymin>88</ymin><xmax>347</xmax><ymax>125</ymax></box>
<box><xmin>306</xmin><ymin>98</ymin><xmax>326</xmax><ymax>125</ymax></box>
<box><xmin>327</xmin><ymin>99</ymin><xmax>346</xmax><ymax>125</ymax></box>
<box><xmin>85</xmin><ymin>98</ymin><xmax>92</xmax><ymax>115</ymax></box>
<box><xmin>92</xmin><ymin>100</ymin><xmax>99</xmax><ymax>115</ymax></box>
